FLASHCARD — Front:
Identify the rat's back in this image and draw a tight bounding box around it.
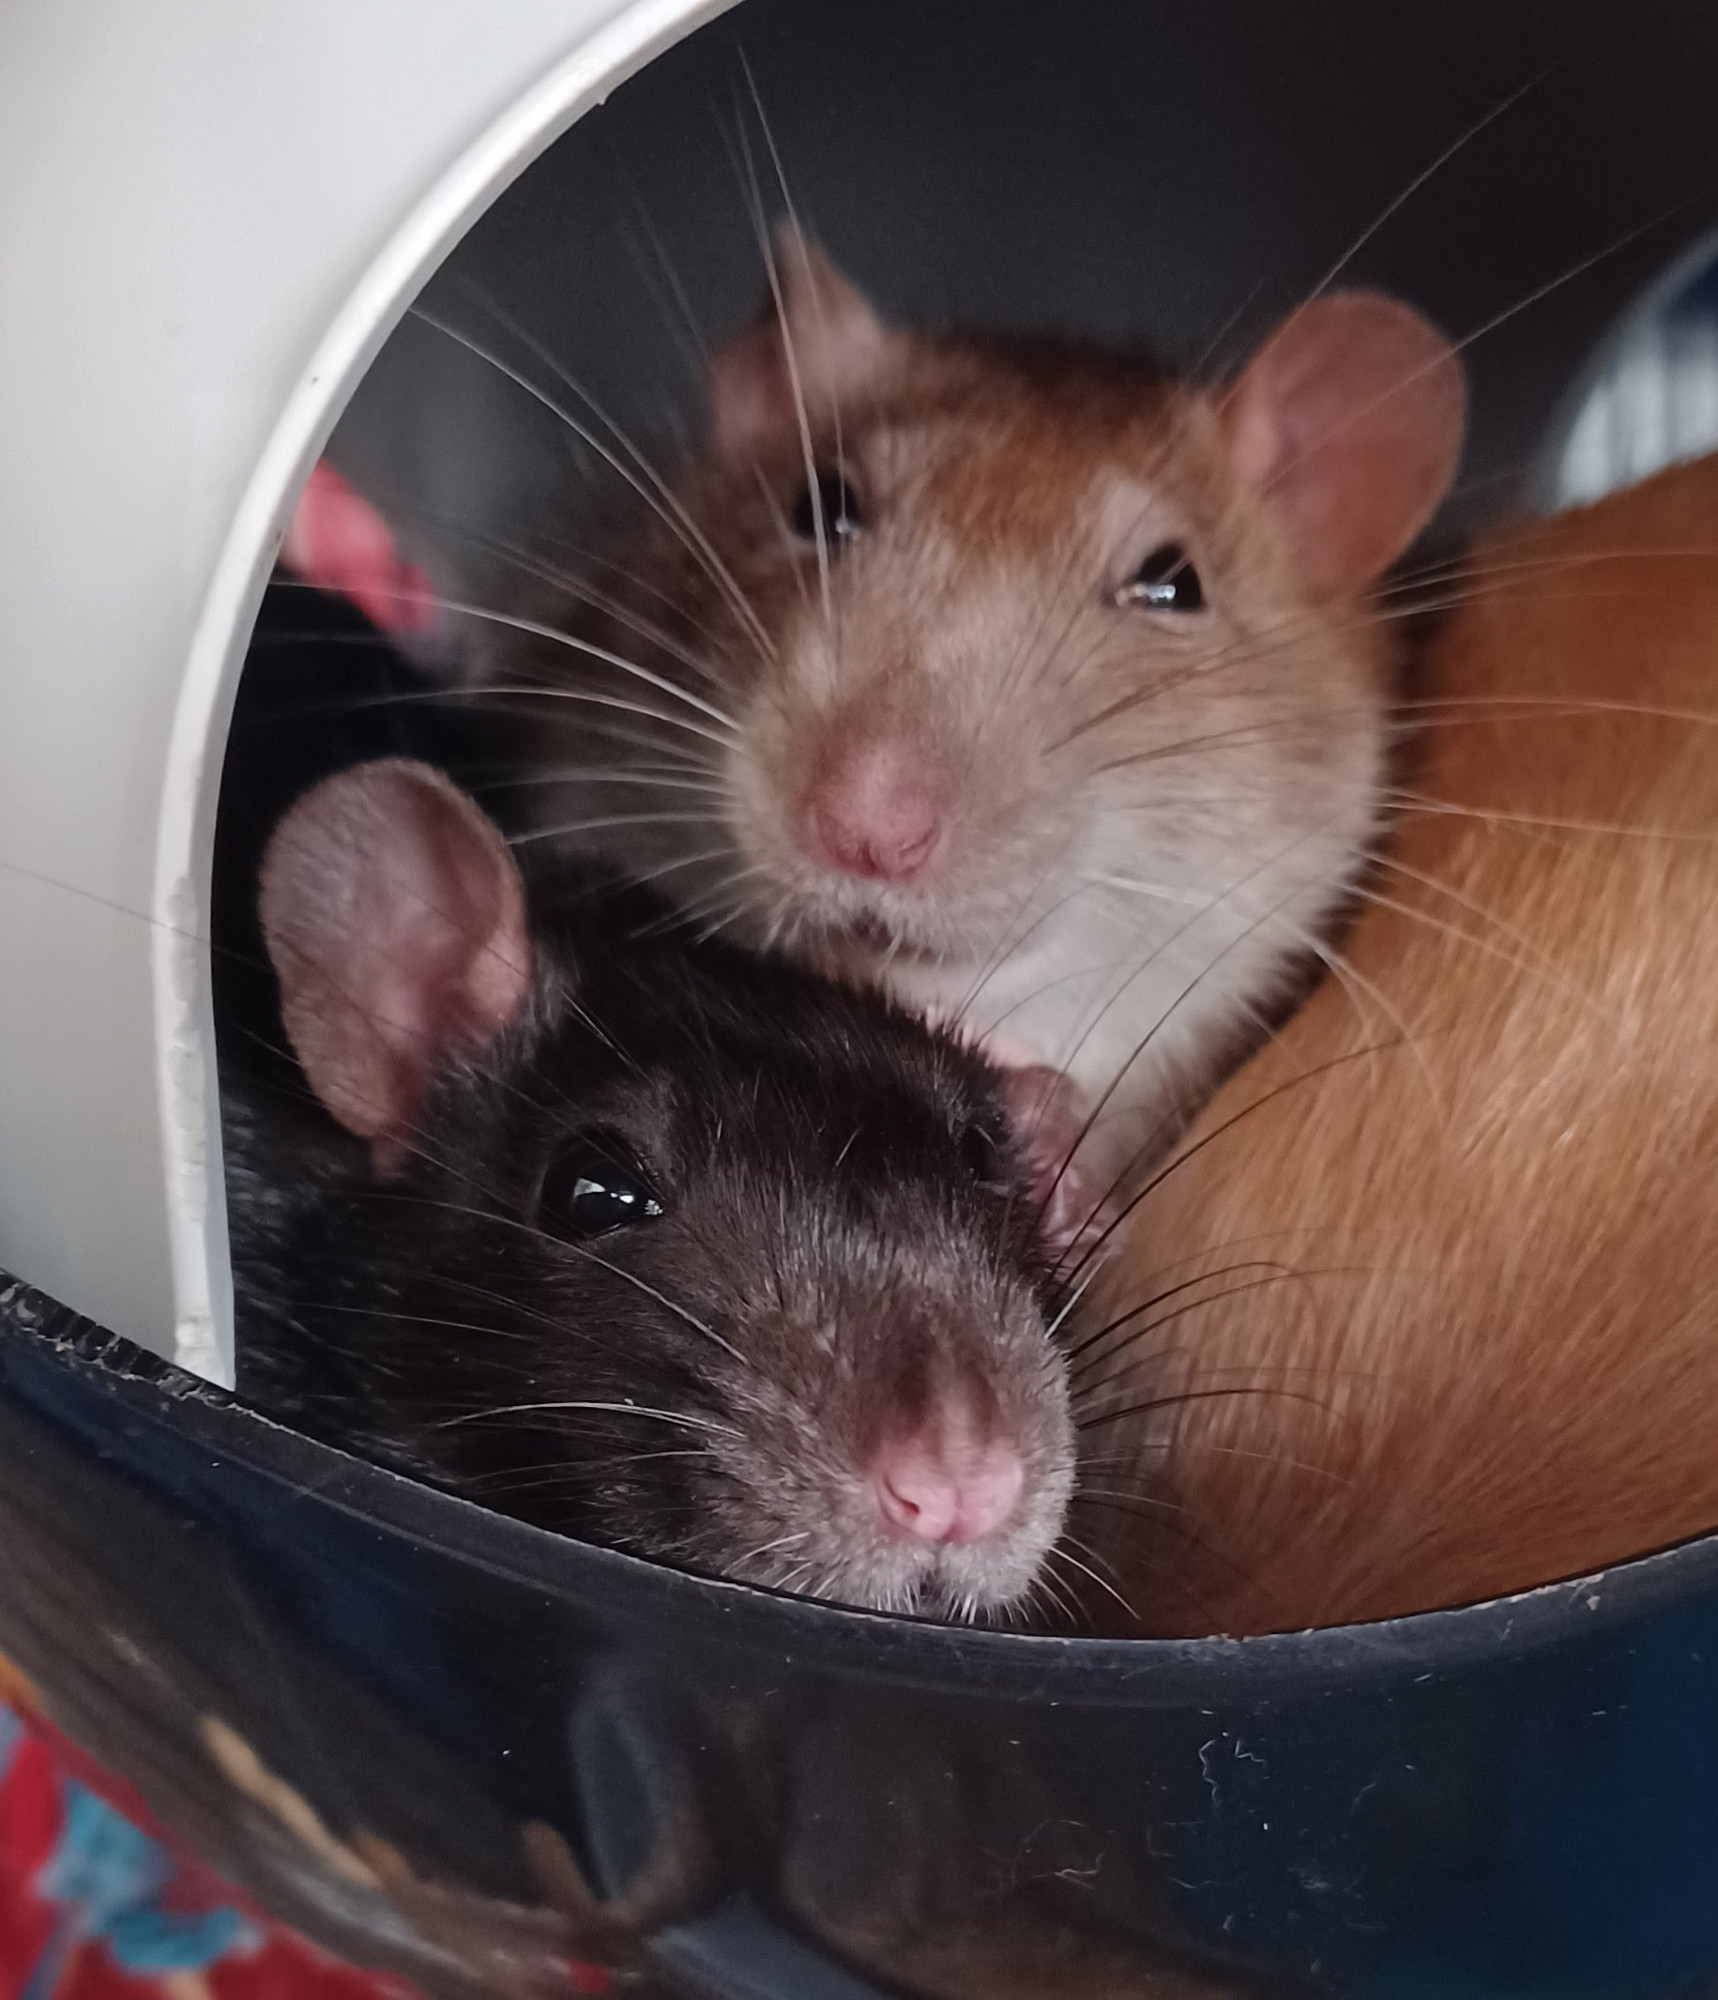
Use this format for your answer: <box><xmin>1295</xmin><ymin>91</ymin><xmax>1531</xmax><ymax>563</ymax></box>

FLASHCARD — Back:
<box><xmin>1098</xmin><ymin>453</ymin><xmax>1718</xmax><ymax>1635</ymax></box>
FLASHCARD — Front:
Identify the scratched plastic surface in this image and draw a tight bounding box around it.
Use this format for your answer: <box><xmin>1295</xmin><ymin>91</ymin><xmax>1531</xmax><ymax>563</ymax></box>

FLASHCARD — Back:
<box><xmin>2</xmin><ymin>1291</ymin><xmax>1717</xmax><ymax>1997</ymax></box>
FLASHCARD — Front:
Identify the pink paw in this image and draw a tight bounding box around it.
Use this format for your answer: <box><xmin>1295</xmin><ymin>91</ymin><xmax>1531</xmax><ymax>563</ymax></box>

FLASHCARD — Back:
<box><xmin>282</xmin><ymin>461</ymin><xmax>436</xmax><ymax>636</ymax></box>
<box><xmin>996</xmin><ymin>1063</ymin><xmax>1115</xmax><ymax>1267</ymax></box>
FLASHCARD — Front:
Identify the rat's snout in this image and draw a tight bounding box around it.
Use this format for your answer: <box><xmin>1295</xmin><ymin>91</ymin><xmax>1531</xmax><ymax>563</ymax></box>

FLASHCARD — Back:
<box><xmin>801</xmin><ymin>738</ymin><xmax>947</xmax><ymax>883</ymax></box>
<box><xmin>870</xmin><ymin>1404</ymin><xmax>1025</xmax><ymax>1547</ymax></box>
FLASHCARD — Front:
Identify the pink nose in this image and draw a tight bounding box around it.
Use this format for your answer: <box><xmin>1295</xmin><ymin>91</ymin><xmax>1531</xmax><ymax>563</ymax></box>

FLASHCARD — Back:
<box><xmin>871</xmin><ymin>1427</ymin><xmax>1025</xmax><ymax>1547</ymax></box>
<box><xmin>805</xmin><ymin>743</ymin><xmax>944</xmax><ymax>882</ymax></box>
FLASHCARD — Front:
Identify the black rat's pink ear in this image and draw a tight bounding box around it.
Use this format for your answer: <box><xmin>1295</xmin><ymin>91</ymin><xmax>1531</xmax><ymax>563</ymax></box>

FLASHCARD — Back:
<box><xmin>1224</xmin><ymin>293</ymin><xmax>1465</xmax><ymax>599</ymax></box>
<box><xmin>708</xmin><ymin>225</ymin><xmax>892</xmax><ymax>464</ymax></box>
<box><xmin>258</xmin><ymin>759</ymin><xmax>531</xmax><ymax>1154</ymax></box>
<box><xmin>999</xmin><ymin>1065</ymin><xmax>1115</xmax><ymax>1265</ymax></box>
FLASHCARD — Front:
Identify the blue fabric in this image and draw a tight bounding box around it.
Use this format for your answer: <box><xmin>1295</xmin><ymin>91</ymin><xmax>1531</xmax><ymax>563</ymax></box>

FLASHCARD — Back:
<box><xmin>32</xmin><ymin>1779</ymin><xmax>256</xmax><ymax>1976</ymax></box>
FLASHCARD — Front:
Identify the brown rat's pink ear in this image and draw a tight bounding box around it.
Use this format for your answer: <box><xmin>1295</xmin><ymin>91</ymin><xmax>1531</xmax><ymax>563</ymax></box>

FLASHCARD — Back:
<box><xmin>998</xmin><ymin>1065</ymin><xmax>1115</xmax><ymax>1265</ymax></box>
<box><xmin>258</xmin><ymin>759</ymin><xmax>531</xmax><ymax>1154</ymax></box>
<box><xmin>1225</xmin><ymin>293</ymin><xmax>1465</xmax><ymax>599</ymax></box>
<box><xmin>708</xmin><ymin>224</ymin><xmax>892</xmax><ymax>464</ymax></box>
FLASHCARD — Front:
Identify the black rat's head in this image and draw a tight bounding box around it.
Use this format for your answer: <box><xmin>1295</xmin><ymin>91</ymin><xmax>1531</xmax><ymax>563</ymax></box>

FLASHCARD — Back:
<box><xmin>241</xmin><ymin>758</ymin><xmax>1094</xmax><ymax>1621</ymax></box>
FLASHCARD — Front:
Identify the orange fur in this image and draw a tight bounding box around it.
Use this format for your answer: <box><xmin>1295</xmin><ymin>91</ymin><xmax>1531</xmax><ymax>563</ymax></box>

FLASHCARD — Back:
<box><xmin>1091</xmin><ymin>452</ymin><xmax>1718</xmax><ymax>1635</ymax></box>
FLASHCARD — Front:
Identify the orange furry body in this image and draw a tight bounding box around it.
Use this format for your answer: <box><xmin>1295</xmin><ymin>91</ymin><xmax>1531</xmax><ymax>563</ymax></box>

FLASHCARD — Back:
<box><xmin>1096</xmin><ymin>453</ymin><xmax>1718</xmax><ymax>1636</ymax></box>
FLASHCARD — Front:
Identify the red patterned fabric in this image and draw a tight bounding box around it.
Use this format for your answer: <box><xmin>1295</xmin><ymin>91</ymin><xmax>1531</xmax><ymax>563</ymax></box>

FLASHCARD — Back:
<box><xmin>0</xmin><ymin>1695</ymin><xmax>418</xmax><ymax>1999</ymax></box>
<box><xmin>0</xmin><ymin>1699</ymin><xmax>505</xmax><ymax>2000</ymax></box>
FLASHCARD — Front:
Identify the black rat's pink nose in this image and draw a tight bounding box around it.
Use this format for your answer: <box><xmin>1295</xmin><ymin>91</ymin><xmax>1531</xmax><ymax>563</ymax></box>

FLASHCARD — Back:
<box><xmin>804</xmin><ymin>742</ymin><xmax>945</xmax><ymax>882</ymax></box>
<box><xmin>870</xmin><ymin>1421</ymin><xmax>1025</xmax><ymax>1547</ymax></box>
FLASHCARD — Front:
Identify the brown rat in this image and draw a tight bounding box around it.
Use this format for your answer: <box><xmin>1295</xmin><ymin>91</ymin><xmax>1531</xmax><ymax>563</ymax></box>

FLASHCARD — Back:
<box><xmin>224</xmin><ymin>754</ymin><xmax>1089</xmax><ymax>1623</ymax></box>
<box><xmin>464</xmin><ymin>233</ymin><xmax>1466</xmax><ymax>1200</ymax></box>
<box><xmin>1085</xmin><ymin>450</ymin><xmax>1718</xmax><ymax>1636</ymax></box>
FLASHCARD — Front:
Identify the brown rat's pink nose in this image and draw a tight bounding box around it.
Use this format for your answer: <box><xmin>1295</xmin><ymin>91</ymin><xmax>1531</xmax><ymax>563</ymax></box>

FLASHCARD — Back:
<box><xmin>870</xmin><ymin>1425</ymin><xmax>1025</xmax><ymax>1547</ymax></box>
<box><xmin>804</xmin><ymin>743</ymin><xmax>945</xmax><ymax>882</ymax></box>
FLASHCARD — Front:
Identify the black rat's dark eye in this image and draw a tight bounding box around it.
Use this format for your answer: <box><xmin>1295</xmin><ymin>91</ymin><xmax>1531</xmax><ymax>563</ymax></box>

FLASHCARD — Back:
<box><xmin>958</xmin><ymin>1118</ymin><xmax>1007</xmax><ymax>1188</ymax></box>
<box><xmin>791</xmin><ymin>467</ymin><xmax>863</xmax><ymax>548</ymax></box>
<box><xmin>539</xmin><ymin>1130</ymin><xmax>664</xmax><ymax>1242</ymax></box>
<box><xmin>1112</xmin><ymin>542</ymin><xmax>1206</xmax><ymax>614</ymax></box>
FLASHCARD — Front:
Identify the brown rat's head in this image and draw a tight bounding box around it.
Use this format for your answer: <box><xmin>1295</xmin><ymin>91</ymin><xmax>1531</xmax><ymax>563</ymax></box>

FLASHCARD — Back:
<box><xmin>658</xmin><ymin>235</ymin><xmax>1464</xmax><ymax>991</ymax></box>
<box><xmin>235</xmin><ymin>758</ymin><xmax>1088</xmax><ymax>1621</ymax></box>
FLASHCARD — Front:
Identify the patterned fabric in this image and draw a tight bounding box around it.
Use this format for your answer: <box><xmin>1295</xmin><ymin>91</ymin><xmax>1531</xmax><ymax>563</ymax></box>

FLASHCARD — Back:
<box><xmin>0</xmin><ymin>1701</ymin><xmax>414</xmax><ymax>2000</ymax></box>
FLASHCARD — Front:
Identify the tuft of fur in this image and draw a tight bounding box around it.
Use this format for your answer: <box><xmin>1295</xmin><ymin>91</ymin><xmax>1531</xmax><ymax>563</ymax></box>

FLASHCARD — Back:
<box><xmin>1092</xmin><ymin>452</ymin><xmax>1718</xmax><ymax>1635</ymax></box>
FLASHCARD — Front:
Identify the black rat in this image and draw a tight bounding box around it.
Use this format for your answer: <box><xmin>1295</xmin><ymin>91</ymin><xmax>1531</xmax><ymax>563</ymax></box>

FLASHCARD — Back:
<box><xmin>223</xmin><ymin>751</ymin><xmax>1097</xmax><ymax>1622</ymax></box>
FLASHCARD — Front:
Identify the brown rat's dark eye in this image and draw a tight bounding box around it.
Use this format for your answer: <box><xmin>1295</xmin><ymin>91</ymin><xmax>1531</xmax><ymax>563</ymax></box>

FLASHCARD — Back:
<box><xmin>1112</xmin><ymin>542</ymin><xmax>1206</xmax><ymax>614</ymax></box>
<box><xmin>791</xmin><ymin>467</ymin><xmax>863</xmax><ymax>548</ymax></box>
<box><xmin>539</xmin><ymin>1130</ymin><xmax>664</xmax><ymax>1242</ymax></box>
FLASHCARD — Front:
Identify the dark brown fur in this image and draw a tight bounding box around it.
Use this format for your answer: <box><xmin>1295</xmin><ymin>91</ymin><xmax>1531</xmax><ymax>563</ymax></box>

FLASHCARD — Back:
<box><xmin>227</xmin><ymin>757</ymin><xmax>1078</xmax><ymax>1622</ymax></box>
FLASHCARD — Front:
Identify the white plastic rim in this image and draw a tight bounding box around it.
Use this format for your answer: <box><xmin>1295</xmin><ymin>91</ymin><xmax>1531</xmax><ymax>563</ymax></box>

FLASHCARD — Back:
<box><xmin>157</xmin><ymin>0</ymin><xmax>741</xmax><ymax>1387</ymax></box>
<box><xmin>0</xmin><ymin>1</ymin><xmax>734</xmax><ymax>1386</ymax></box>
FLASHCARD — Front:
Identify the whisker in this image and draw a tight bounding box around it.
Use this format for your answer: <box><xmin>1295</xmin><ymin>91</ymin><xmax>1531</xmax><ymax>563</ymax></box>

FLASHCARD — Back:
<box><xmin>379</xmin><ymin>497</ymin><xmax>736</xmax><ymax>689</ymax></box>
<box><xmin>451</xmin><ymin>673</ymin><xmax>736</xmax><ymax>754</ymax></box>
<box><xmin>430</xmin><ymin>597</ymin><xmax>739</xmax><ymax>735</ymax></box>
<box><xmin>1066</xmin><ymin>1261</ymin><xmax>1294</xmax><ymax>1365</ymax></box>
<box><xmin>413</xmin><ymin>304</ymin><xmax>780</xmax><ymax>667</ymax></box>
<box><xmin>433</xmin><ymin>1401</ymin><xmax>741</xmax><ymax>1437</ymax></box>
<box><xmin>510</xmin><ymin>810</ymin><xmax>715</xmax><ymax>847</ymax></box>
<box><xmin>358</xmin><ymin>1188</ymin><xmax>747</xmax><ymax>1364</ymax></box>
<box><xmin>1305</xmin><ymin>69</ymin><xmax>1550</xmax><ymax>303</ymax></box>
<box><xmin>1246</xmin><ymin>200</ymin><xmax>1690</xmax><ymax>507</ymax></box>
<box><xmin>730</xmin><ymin>87</ymin><xmax>835</xmax><ymax>638</ymax></box>
<box><xmin>1050</xmin><ymin>1539</ymin><xmax>1136</xmax><ymax>1625</ymax></box>
<box><xmin>1059</xmin><ymin>1034</ymin><xmax>1408</xmax><ymax>1293</ymax></box>
<box><xmin>1076</xmin><ymin>1383</ymin><xmax>1339</xmax><ymax>1433</ymax></box>
<box><xmin>1072</xmin><ymin>1268</ymin><xmax>1369</xmax><ymax>1405</ymax></box>
<box><xmin>485</xmin><ymin>766</ymin><xmax>726</xmax><ymax>798</ymax></box>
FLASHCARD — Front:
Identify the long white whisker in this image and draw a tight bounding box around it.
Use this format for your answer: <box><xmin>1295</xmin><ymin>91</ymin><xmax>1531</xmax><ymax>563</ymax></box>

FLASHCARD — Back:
<box><xmin>434</xmin><ymin>597</ymin><xmax>739</xmax><ymax>734</ymax></box>
<box><xmin>478</xmin><ymin>679</ymin><xmax>734</xmax><ymax>754</ymax></box>
<box><xmin>510</xmin><ymin>810</ymin><xmax>715</xmax><ymax>847</ymax></box>
<box><xmin>486</xmin><ymin>766</ymin><xmax>725</xmax><ymax>797</ymax></box>
<box><xmin>1305</xmin><ymin>69</ymin><xmax>1549</xmax><ymax>302</ymax></box>
<box><xmin>411</xmin><ymin>305</ymin><xmax>780</xmax><ymax>666</ymax></box>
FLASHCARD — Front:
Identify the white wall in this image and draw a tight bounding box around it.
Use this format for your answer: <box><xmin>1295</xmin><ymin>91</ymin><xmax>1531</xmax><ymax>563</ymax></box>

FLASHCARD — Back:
<box><xmin>0</xmin><ymin>0</ymin><xmax>730</xmax><ymax>1380</ymax></box>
